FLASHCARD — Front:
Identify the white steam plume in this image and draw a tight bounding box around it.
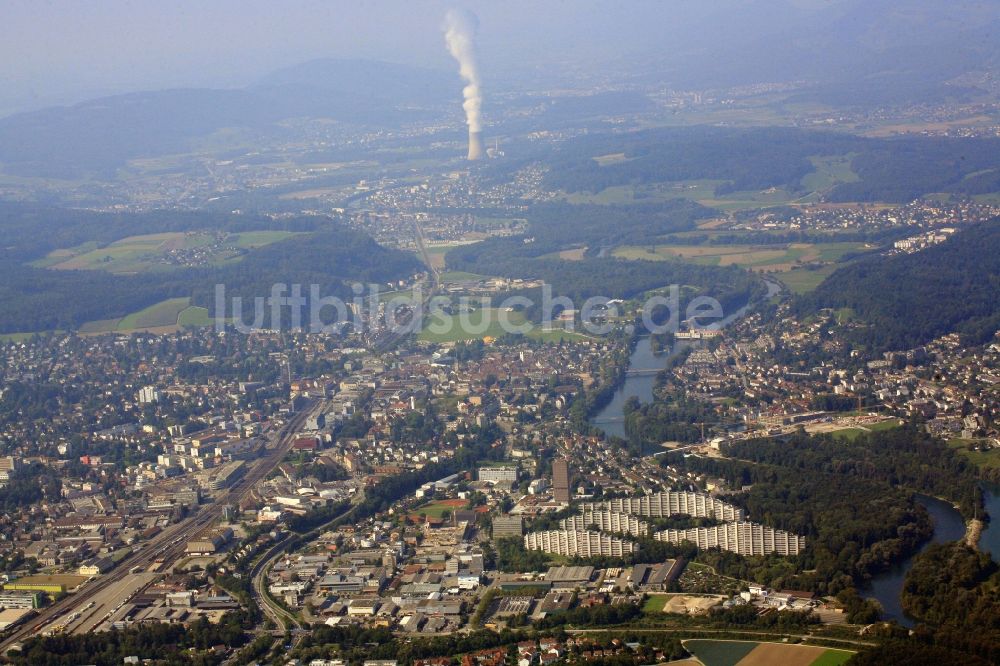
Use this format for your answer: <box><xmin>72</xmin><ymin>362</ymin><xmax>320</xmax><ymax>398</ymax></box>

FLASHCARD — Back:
<box><xmin>443</xmin><ymin>9</ymin><xmax>482</xmax><ymax>133</ymax></box>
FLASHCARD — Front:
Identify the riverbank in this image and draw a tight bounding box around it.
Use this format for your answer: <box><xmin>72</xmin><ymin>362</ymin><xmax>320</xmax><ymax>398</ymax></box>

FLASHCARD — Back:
<box><xmin>966</xmin><ymin>518</ymin><xmax>984</xmax><ymax>549</ymax></box>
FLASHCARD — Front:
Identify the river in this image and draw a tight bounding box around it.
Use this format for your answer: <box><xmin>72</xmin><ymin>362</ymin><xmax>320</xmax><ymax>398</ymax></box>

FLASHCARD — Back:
<box><xmin>590</xmin><ymin>279</ymin><xmax>781</xmax><ymax>439</ymax></box>
<box><xmin>866</xmin><ymin>495</ymin><xmax>966</xmax><ymax>626</ymax></box>
<box><xmin>584</xmin><ymin>280</ymin><xmax>984</xmax><ymax>625</ymax></box>
<box><xmin>589</xmin><ymin>337</ymin><xmax>691</xmax><ymax>439</ymax></box>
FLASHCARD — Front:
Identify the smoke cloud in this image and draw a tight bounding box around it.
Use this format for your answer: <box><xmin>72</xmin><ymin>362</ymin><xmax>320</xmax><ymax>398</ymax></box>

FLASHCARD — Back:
<box><xmin>443</xmin><ymin>9</ymin><xmax>482</xmax><ymax>134</ymax></box>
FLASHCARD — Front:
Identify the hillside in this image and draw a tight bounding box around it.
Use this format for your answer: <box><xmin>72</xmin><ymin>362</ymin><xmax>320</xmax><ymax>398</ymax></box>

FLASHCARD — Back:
<box><xmin>799</xmin><ymin>219</ymin><xmax>1000</xmax><ymax>351</ymax></box>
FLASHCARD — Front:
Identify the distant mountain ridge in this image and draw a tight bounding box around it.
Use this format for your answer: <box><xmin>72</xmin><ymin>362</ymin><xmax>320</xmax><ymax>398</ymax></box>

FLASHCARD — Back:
<box><xmin>0</xmin><ymin>59</ymin><xmax>454</xmax><ymax>178</ymax></box>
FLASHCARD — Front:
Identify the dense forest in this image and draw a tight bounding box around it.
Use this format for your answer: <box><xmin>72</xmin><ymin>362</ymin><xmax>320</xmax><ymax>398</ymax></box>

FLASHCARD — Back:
<box><xmin>539</xmin><ymin>126</ymin><xmax>1000</xmax><ymax>203</ymax></box>
<box><xmin>622</xmin><ymin>392</ymin><xmax>716</xmax><ymax>452</ymax></box>
<box><xmin>801</xmin><ymin>219</ymin><xmax>1000</xmax><ymax>351</ymax></box>
<box><xmin>666</xmin><ymin>425</ymin><xmax>985</xmax><ymax>596</ymax></box>
<box><xmin>899</xmin><ymin>542</ymin><xmax>1000</xmax><ymax>663</ymax></box>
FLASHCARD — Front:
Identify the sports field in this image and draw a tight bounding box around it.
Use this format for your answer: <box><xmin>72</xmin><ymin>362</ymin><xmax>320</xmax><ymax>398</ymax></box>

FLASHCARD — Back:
<box><xmin>409</xmin><ymin>498</ymin><xmax>468</xmax><ymax>521</ymax></box>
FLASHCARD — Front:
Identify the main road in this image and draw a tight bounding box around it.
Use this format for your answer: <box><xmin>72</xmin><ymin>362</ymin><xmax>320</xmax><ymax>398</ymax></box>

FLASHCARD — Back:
<box><xmin>0</xmin><ymin>400</ymin><xmax>317</xmax><ymax>653</ymax></box>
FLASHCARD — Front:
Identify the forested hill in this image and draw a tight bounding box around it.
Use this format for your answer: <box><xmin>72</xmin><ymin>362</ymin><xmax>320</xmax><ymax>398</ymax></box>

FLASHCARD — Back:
<box><xmin>798</xmin><ymin>219</ymin><xmax>1000</xmax><ymax>352</ymax></box>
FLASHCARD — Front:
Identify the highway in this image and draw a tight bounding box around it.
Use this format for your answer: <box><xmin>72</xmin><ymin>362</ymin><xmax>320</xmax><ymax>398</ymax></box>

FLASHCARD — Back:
<box><xmin>0</xmin><ymin>400</ymin><xmax>316</xmax><ymax>653</ymax></box>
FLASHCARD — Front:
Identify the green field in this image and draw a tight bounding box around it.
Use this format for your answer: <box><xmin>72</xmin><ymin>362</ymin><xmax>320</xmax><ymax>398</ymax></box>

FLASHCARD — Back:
<box><xmin>684</xmin><ymin>640</ymin><xmax>852</xmax><ymax>666</ymax></box>
<box><xmin>809</xmin><ymin>650</ymin><xmax>855</xmax><ymax>666</ymax></box>
<box><xmin>37</xmin><ymin>230</ymin><xmax>301</xmax><ymax>274</ymax></box>
<box><xmin>439</xmin><ymin>270</ymin><xmax>491</xmax><ymax>283</ymax></box>
<box><xmin>613</xmin><ymin>242</ymin><xmax>865</xmax><ymax>274</ymax></box>
<box><xmin>780</xmin><ymin>265</ymin><xmax>844</xmax><ymax>294</ymax></box>
<box><xmin>642</xmin><ymin>595</ymin><xmax>669</xmax><ymax>613</ymax></box>
<box><xmin>948</xmin><ymin>438</ymin><xmax>1000</xmax><ymax>471</ymax></box>
<box><xmin>79</xmin><ymin>297</ymin><xmax>216</xmax><ymax>333</ymax></box>
<box><xmin>683</xmin><ymin>640</ymin><xmax>759</xmax><ymax>666</ymax></box>
<box><xmin>410</xmin><ymin>499</ymin><xmax>468</xmax><ymax>519</ymax></box>
<box><xmin>177</xmin><ymin>305</ymin><xmax>213</xmax><ymax>328</ymax></box>
<box><xmin>118</xmin><ymin>297</ymin><xmax>192</xmax><ymax>329</ymax></box>
<box><xmin>800</xmin><ymin>154</ymin><xmax>859</xmax><ymax>193</ymax></box>
<box><xmin>419</xmin><ymin>306</ymin><xmax>590</xmax><ymax>343</ymax></box>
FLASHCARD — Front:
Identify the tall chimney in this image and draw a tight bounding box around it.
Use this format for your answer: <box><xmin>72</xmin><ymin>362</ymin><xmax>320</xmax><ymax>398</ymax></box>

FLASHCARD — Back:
<box><xmin>467</xmin><ymin>131</ymin><xmax>484</xmax><ymax>160</ymax></box>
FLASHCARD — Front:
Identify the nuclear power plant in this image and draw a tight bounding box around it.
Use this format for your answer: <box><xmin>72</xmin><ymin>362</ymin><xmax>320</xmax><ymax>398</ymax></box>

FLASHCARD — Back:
<box><xmin>444</xmin><ymin>10</ymin><xmax>485</xmax><ymax>161</ymax></box>
<box><xmin>467</xmin><ymin>131</ymin><xmax>484</xmax><ymax>161</ymax></box>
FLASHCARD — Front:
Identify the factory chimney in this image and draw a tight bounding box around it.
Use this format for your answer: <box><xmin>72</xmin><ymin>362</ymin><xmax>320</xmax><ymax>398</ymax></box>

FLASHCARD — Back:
<box><xmin>467</xmin><ymin>131</ymin><xmax>484</xmax><ymax>160</ymax></box>
<box><xmin>444</xmin><ymin>10</ymin><xmax>484</xmax><ymax>161</ymax></box>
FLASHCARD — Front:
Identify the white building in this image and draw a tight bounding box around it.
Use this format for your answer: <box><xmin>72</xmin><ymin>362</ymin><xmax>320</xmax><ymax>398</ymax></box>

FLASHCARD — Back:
<box><xmin>653</xmin><ymin>521</ymin><xmax>805</xmax><ymax>556</ymax></box>
<box><xmin>524</xmin><ymin>530</ymin><xmax>637</xmax><ymax>558</ymax></box>
<box><xmin>582</xmin><ymin>491</ymin><xmax>745</xmax><ymax>522</ymax></box>
<box><xmin>478</xmin><ymin>465</ymin><xmax>519</xmax><ymax>484</ymax></box>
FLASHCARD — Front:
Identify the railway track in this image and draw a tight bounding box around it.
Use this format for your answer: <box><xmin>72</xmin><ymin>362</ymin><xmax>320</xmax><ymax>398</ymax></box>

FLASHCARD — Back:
<box><xmin>0</xmin><ymin>402</ymin><xmax>315</xmax><ymax>653</ymax></box>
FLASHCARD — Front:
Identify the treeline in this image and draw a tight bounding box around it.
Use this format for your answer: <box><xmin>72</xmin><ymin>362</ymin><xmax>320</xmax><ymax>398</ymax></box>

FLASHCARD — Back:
<box><xmin>444</xmin><ymin>201</ymin><xmax>762</xmax><ymax>316</ymax></box>
<box><xmin>190</xmin><ymin>229</ymin><xmax>423</xmax><ymax>317</ymax></box>
<box><xmin>285</xmin><ymin>500</ymin><xmax>352</xmax><ymax>534</ymax></box>
<box><xmin>0</xmin><ymin>223</ymin><xmax>421</xmax><ymax>333</ymax></box>
<box><xmin>293</xmin><ymin>624</ymin><xmax>531</xmax><ymax>666</ymax></box>
<box><xmin>0</xmin><ymin>201</ymin><xmax>329</xmax><ymax>263</ymax></box>
<box><xmin>899</xmin><ymin>542</ymin><xmax>1000</xmax><ymax>663</ymax></box>
<box><xmin>539</xmin><ymin>126</ymin><xmax>1000</xmax><ymax>203</ymax></box>
<box><xmin>542</xmin><ymin>127</ymin><xmax>839</xmax><ymax>196</ymax></box>
<box><xmin>733</xmin><ymin>426</ymin><xmax>982</xmax><ymax>515</ymax></box>
<box><xmin>11</xmin><ymin>612</ymin><xmax>251</xmax><ymax>666</ymax></box>
<box><xmin>622</xmin><ymin>392</ymin><xmax>717</xmax><ymax>453</ymax></box>
<box><xmin>799</xmin><ymin>219</ymin><xmax>1000</xmax><ymax>352</ymax></box>
<box><xmin>494</xmin><ymin>536</ymin><xmax>552</xmax><ymax>572</ymax></box>
<box><xmin>670</xmin><ymin>432</ymin><xmax>954</xmax><ymax>594</ymax></box>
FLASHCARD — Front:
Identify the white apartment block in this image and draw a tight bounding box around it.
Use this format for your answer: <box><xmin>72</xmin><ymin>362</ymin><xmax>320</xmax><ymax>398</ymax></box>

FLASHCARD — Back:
<box><xmin>560</xmin><ymin>511</ymin><xmax>650</xmax><ymax>538</ymax></box>
<box><xmin>478</xmin><ymin>465</ymin><xmax>519</xmax><ymax>484</ymax></box>
<box><xmin>653</xmin><ymin>521</ymin><xmax>805</xmax><ymax>556</ymax></box>
<box><xmin>524</xmin><ymin>530</ymin><xmax>637</xmax><ymax>558</ymax></box>
<box><xmin>582</xmin><ymin>491</ymin><xmax>746</xmax><ymax>522</ymax></box>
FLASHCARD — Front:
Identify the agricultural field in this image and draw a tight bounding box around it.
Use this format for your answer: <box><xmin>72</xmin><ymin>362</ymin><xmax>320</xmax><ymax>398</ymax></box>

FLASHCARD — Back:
<box><xmin>779</xmin><ymin>265</ymin><xmax>839</xmax><ymax>294</ymax></box>
<box><xmin>35</xmin><ymin>230</ymin><xmax>301</xmax><ymax>274</ymax></box>
<box><xmin>612</xmin><ymin>242</ymin><xmax>866</xmax><ymax>272</ymax></box>
<box><xmin>684</xmin><ymin>640</ymin><xmax>853</xmax><ymax>666</ymax></box>
<box><xmin>79</xmin><ymin>297</ymin><xmax>215</xmax><ymax>334</ymax></box>
<box><xmin>612</xmin><ymin>240</ymin><xmax>868</xmax><ymax>295</ymax></box>
<box><xmin>800</xmin><ymin>154</ymin><xmax>859</xmax><ymax>193</ymax></box>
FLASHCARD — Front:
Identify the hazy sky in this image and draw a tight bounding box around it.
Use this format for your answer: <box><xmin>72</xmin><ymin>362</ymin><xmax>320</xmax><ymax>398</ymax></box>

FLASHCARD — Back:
<box><xmin>0</xmin><ymin>0</ymin><xmax>704</xmax><ymax>116</ymax></box>
<box><xmin>3</xmin><ymin>1</ymin><xmax>992</xmax><ymax>118</ymax></box>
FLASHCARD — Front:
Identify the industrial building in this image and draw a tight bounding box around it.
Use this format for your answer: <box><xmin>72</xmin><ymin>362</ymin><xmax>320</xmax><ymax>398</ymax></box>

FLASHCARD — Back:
<box><xmin>552</xmin><ymin>458</ymin><xmax>571</xmax><ymax>503</ymax></box>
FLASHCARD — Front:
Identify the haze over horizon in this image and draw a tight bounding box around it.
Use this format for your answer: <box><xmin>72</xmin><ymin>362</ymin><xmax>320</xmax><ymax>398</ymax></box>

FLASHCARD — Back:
<box><xmin>3</xmin><ymin>0</ymin><xmax>998</xmax><ymax>118</ymax></box>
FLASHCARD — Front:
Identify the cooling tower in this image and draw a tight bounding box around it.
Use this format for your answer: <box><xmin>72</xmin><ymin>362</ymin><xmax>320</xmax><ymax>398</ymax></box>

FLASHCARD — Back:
<box><xmin>467</xmin><ymin>131</ymin><xmax>484</xmax><ymax>160</ymax></box>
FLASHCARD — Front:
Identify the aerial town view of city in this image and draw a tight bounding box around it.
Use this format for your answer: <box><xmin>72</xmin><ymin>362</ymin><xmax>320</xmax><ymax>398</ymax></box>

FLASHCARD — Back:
<box><xmin>1</xmin><ymin>2</ymin><xmax>1000</xmax><ymax>665</ymax></box>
